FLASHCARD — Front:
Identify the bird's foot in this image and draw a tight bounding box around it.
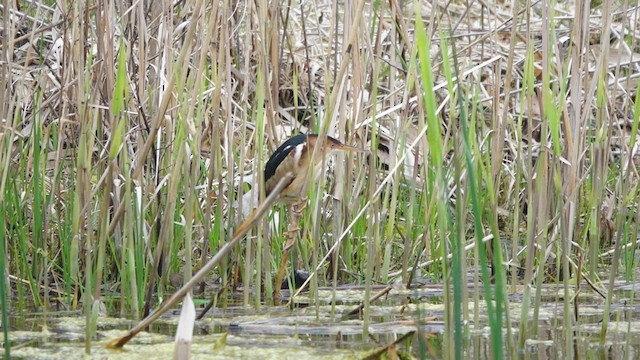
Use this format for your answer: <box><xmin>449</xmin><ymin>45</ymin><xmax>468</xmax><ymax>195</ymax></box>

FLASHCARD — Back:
<box><xmin>283</xmin><ymin>227</ymin><xmax>300</xmax><ymax>240</ymax></box>
<box><xmin>291</xmin><ymin>200</ymin><xmax>307</xmax><ymax>215</ymax></box>
<box><xmin>283</xmin><ymin>237</ymin><xmax>296</xmax><ymax>251</ymax></box>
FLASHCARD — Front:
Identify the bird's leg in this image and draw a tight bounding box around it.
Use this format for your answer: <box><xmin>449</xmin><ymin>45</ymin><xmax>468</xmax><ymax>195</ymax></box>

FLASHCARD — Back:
<box><xmin>291</xmin><ymin>198</ymin><xmax>307</xmax><ymax>216</ymax></box>
<box><xmin>273</xmin><ymin>203</ymin><xmax>304</xmax><ymax>304</ymax></box>
<box><xmin>281</xmin><ymin>199</ymin><xmax>306</xmax><ymax>238</ymax></box>
<box><xmin>282</xmin><ymin>227</ymin><xmax>300</xmax><ymax>241</ymax></box>
<box><xmin>282</xmin><ymin>198</ymin><xmax>306</xmax><ymax>238</ymax></box>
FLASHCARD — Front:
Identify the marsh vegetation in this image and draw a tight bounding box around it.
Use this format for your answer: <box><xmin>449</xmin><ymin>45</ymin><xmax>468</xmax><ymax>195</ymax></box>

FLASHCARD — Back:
<box><xmin>2</xmin><ymin>0</ymin><xmax>640</xmax><ymax>358</ymax></box>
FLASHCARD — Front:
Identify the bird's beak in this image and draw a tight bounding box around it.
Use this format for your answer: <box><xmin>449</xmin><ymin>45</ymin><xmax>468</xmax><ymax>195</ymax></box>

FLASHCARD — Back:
<box><xmin>334</xmin><ymin>143</ymin><xmax>363</xmax><ymax>152</ymax></box>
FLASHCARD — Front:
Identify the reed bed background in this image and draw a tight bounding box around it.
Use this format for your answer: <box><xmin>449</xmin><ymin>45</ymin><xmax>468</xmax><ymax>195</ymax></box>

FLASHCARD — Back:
<box><xmin>1</xmin><ymin>0</ymin><xmax>640</xmax><ymax>358</ymax></box>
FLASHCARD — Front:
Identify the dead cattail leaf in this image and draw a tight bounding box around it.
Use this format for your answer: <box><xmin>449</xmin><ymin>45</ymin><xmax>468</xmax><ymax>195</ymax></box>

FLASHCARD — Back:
<box><xmin>173</xmin><ymin>293</ymin><xmax>195</xmax><ymax>360</ymax></box>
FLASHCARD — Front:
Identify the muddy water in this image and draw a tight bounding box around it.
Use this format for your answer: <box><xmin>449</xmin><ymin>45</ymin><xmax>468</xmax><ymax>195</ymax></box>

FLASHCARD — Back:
<box><xmin>6</xmin><ymin>283</ymin><xmax>640</xmax><ymax>359</ymax></box>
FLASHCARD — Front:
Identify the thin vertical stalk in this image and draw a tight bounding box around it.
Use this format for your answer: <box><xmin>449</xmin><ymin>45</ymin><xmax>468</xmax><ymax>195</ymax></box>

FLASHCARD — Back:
<box><xmin>0</xmin><ymin>186</ymin><xmax>9</xmax><ymax>359</ymax></box>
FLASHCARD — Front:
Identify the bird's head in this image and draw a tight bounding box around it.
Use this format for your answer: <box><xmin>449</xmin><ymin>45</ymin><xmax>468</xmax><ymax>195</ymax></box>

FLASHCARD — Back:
<box><xmin>307</xmin><ymin>134</ymin><xmax>362</xmax><ymax>154</ymax></box>
<box><xmin>263</xmin><ymin>133</ymin><xmax>363</xmax><ymax>201</ymax></box>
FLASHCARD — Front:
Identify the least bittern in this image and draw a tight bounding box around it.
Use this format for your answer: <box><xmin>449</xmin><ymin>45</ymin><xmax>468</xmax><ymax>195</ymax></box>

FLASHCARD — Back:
<box><xmin>264</xmin><ymin>133</ymin><xmax>361</xmax><ymax>299</ymax></box>
<box><xmin>264</xmin><ymin>133</ymin><xmax>361</xmax><ymax>204</ymax></box>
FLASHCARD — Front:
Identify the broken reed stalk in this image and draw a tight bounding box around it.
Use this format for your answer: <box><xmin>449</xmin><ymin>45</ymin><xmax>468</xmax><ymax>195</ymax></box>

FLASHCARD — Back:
<box><xmin>105</xmin><ymin>173</ymin><xmax>294</xmax><ymax>349</ymax></box>
<box><xmin>342</xmin><ymin>285</ymin><xmax>393</xmax><ymax>319</ymax></box>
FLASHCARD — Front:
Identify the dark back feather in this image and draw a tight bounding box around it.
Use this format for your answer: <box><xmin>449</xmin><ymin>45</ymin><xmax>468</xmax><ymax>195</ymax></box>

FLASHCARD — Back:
<box><xmin>264</xmin><ymin>134</ymin><xmax>309</xmax><ymax>182</ymax></box>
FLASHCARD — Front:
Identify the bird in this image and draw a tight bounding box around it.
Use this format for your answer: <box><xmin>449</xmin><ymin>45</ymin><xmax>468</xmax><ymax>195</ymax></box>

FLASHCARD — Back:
<box><xmin>263</xmin><ymin>133</ymin><xmax>360</xmax><ymax>300</ymax></box>
<box><xmin>264</xmin><ymin>134</ymin><xmax>361</xmax><ymax>204</ymax></box>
